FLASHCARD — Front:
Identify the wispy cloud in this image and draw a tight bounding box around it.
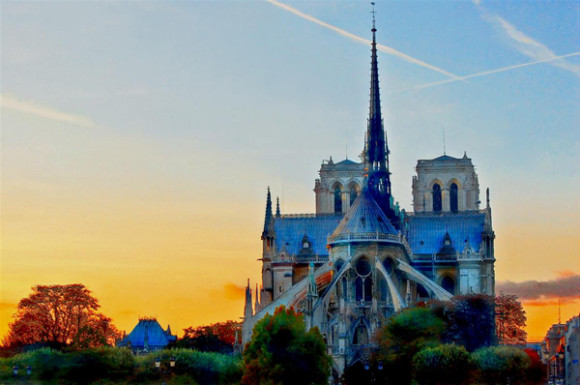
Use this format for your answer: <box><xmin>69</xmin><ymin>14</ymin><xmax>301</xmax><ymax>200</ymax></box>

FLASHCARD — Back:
<box><xmin>0</xmin><ymin>94</ymin><xmax>96</xmax><ymax>127</ymax></box>
<box><xmin>265</xmin><ymin>0</ymin><xmax>462</xmax><ymax>81</ymax></box>
<box><xmin>476</xmin><ymin>4</ymin><xmax>580</xmax><ymax>78</ymax></box>
<box><xmin>210</xmin><ymin>283</ymin><xmax>245</xmax><ymax>301</ymax></box>
<box><xmin>496</xmin><ymin>274</ymin><xmax>580</xmax><ymax>300</ymax></box>
<box><xmin>389</xmin><ymin>52</ymin><xmax>580</xmax><ymax>93</ymax></box>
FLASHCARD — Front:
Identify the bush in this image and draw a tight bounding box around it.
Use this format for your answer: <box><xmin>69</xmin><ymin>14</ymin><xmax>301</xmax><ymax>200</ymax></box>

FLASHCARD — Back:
<box><xmin>473</xmin><ymin>346</ymin><xmax>531</xmax><ymax>385</ymax></box>
<box><xmin>413</xmin><ymin>344</ymin><xmax>474</xmax><ymax>385</ymax></box>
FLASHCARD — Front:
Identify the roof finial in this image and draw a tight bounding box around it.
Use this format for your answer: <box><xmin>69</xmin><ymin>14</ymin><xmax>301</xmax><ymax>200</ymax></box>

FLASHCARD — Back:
<box><xmin>371</xmin><ymin>2</ymin><xmax>376</xmax><ymax>32</ymax></box>
<box><xmin>276</xmin><ymin>196</ymin><xmax>281</xmax><ymax>217</ymax></box>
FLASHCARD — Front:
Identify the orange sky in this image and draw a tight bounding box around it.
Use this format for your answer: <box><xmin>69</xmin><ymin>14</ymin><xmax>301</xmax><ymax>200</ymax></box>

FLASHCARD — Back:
<box><xmin>1</xmin><ymin>1</ymin><xmax>579</xmax><ymax>347</ymax></box>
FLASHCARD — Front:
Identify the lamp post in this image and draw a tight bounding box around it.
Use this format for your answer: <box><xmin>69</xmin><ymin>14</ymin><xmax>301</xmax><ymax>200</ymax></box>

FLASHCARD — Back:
<box><xmin>155</xmin><ymin>357</ymin><xmax>161</xmax><ymax>369</ymax></box>
<box><xmin>13</xmin><ymin>365</ymin><xmax>19</xmax><ymax>378</ymax></box>
<box><xmin>169</xmin><ymin>356</ymin><xmax>176</xmax><ymax>369</ymax></box>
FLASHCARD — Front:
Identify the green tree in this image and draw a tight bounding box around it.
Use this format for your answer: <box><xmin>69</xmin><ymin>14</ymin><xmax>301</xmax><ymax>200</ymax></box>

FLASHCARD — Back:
<box><xmin>374</xmin><ymin>307</ymin><xmax>445</xmax><ymax>385</ymax></box>
<box><xmin>241</xmin><ymin>306</ymin><xmax>331</xmax><ymax>385</ymax></box>
<box><xmin>413</xmin><ymin>344</ymin><xmax>474</xmax><ymax>385</ymax></box>
<box><xmin>3</xmin><ymin>284</ymin><xmax>120</xmax><ymax>350</ymax></box>
<box><xmin>473</xmin><ymin>346</ymin><xmax>531</xmax><ymax>385</ymax></box>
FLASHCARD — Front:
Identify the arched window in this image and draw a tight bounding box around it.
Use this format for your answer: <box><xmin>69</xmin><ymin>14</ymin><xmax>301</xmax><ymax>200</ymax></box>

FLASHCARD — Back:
<box><xmin>417</xmin><ymin>284</ymin><xmax>429</xmax><ymax>299</ymax></box>
<box><xmin>342</xmin><ymin>277</ymin><xmax>348</xmax><ymax>301</ymax></box>
<box><xmin>441</xmin><ymin>276</ymin><xmax>455</xmax><ymax>294</ymax></box>
<box><xmin>432</xmin><ymin>184</ymin><xmax>442</xmax><ymax>212</ymax></box>
<box><xmin>349</xmin><ymin>183</ymin><xmax>359</xmax><ymax>206</ymax></box>
<box><xmin>355</xmin><ymin>277</ymin><xmax>363</xmax><ymax>301</ymax></box>
<box><xmin>364</xmin><ymin>278</ymin><xmax>372</xmax><ymax>301</ymax></box>
<box><xmin>334</xmin><ymin>187</ymin><xmax>342</xmax><ymax>213</ymax></box>
<box><xmin>450</xmin><ymin>183</ymin><xmax>458</xmax><ymax>212</ymax></box>
<box><xmin>379</xmin><ymin>278</ymin><xmax>388</xmax><ymax>301</ymax></box>
<box><xmin>353</xmin><ymin>323</ymin><xmax>369</xmax><ymax>345</ymax></box>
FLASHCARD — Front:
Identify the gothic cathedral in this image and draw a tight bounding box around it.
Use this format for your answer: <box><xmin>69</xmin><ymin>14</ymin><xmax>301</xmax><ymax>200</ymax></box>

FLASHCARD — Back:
<box><xmin>241</xmin><ymin>21</ymin><xmax>495</xmax><ymax>380</ymax></box>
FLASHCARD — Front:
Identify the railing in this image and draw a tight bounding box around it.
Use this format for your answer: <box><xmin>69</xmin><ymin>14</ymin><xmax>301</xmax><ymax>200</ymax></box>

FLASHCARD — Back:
<box><xmin>329</xmin><ymin>232</ymin><xmax>402</xmax><ymax>243</ymax></box>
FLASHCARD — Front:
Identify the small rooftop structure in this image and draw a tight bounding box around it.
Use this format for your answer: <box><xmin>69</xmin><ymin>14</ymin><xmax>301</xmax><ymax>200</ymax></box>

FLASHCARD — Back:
<box><xmin>117</xmin><ymin>317</ymin><xmax>176</xmax><ymax>353</ymax></box>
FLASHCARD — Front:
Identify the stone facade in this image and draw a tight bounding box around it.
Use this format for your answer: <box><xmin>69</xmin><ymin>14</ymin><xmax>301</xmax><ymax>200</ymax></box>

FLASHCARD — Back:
<box><xmin>241</xmin><ymin>24</ymin><xmax>496</xmax><ymax>382</ymax></box>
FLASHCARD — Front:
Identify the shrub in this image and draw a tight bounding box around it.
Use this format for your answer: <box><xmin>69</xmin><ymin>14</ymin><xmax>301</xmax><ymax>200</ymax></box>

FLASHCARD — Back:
<box><xmin>473</xmin><ymin>346</ymin><xmax>531</xmax><ymax>385</ymax></box>
<box><xmin>413</xmin><ymin>344</ymin><xmax>474</xmax><ymax>385</ymax></box>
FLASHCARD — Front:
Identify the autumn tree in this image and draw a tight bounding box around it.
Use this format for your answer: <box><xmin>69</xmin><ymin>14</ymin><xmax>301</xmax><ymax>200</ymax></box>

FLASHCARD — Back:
<box><xmin>242</xmin><ymin>306</ymin><xmax>331</xmax><ymax>385</ymax></box>
<box><xmin>4</xmin><ymin>284</ymin><xmax>120</xmax><ymax>350</ymax></box>
<box><xmin>495</xmin><ymin>294</ymin><xmax>527</xmax><ymax>345</ymax></box>
<box><xmin>172</xmin><ymin>320</ymin><xmax>240</xmax><ymax>353</ymax></box>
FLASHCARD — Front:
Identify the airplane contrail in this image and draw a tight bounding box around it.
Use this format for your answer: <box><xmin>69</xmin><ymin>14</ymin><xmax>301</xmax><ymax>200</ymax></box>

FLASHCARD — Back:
<box><xmin>388</xmin><ymin>52</ymin><xmax>580</xmax><ymax>94</ymax></box>
<box><xmin>265</xmin><ymin>0</ymin><xmax>463</xmax><ymax>81</ymax></box>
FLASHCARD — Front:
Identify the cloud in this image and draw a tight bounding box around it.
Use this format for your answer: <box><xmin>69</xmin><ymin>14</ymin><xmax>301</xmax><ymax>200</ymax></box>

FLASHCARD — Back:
<box><xmin>522</xmin><ymin>297</ymin><xmax>579</xmax><ymax>307</ymax></box>
<box><xmin>476</xmin><ymin>5</ymin><xmax>580</xmax><ymax>77</ymax></box>
<box><xmin>265</xmin><ymin>0</ymin><xmax>462</xmax><ymax>81</ymax></box>
<box><xmin>496</xmin><ymin>274</ymin><xmax>580</xmax><ymax>300</ymax></box>
<box><xmin>0</xmin><ymin>94</ymin><xmax>96</xmax><ymax>127</ymax></box>
<box><xmin>389</xmin><ymin>51</ymin><xmax>580</xmax><ymax>93</ymax></box>
<box><xmin>557</xmin><ymin>270</ymin><xmax>578</xmax><ymax>279</ymax></box>
<box><xmin>215</xmin><ymin>283</ymin><xmax>246</xmax><ymax>301</ymax></box>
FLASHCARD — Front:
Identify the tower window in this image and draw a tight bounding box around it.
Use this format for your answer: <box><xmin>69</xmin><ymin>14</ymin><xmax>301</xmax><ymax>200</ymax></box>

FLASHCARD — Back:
<box><xmin>334</xmin><ymin>187</ymin><xmax>342</xmax><ymax>213</ymax></box>
<box><xmin>432</xmin><ymin>184</ymin><xmax>442</xmax><ymax>212</ymax></box>
<box><xmin>450</xmin><ymin>183</ymin><xmax>458</xmax><ymax>212</ymax></box>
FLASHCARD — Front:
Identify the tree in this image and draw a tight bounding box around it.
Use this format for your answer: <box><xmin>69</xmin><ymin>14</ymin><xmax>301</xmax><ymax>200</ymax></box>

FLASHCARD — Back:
<box><xmin>241</xmin><ymin>306</ymin><xmax>331</xmax><ymax>385</ymax></box>
<box><xmin>473</xmin><ymin>346</ymin><xmax>531</xmax><ymax>385</ymax></box>
<box><xmin>171</xmin><ymin>320</ymin><xmax>240</xmax><ymax>353</ymax></box>
<box><xmin>443</xmin><ymin>295</ymin><xmax>496</xmax><ymax>351</ymax></box>
<box><xmin>495</xmin><ymin>294</ymin><xmax>527</xmax><ymax>345</ymax></box>
<box><xmin>374</xmin><ymin>307</ymin><xmax>446</xmax><ymax>385</ymax></box>
<box><xmin>413</xmin><ymin>344</ymin><xmax>475</xmax><ymax>385</ymax></box>
<box><xmin>4</xmin><ymin>284</ymin><xmax>120</xmax><ymax>350</ymax></box>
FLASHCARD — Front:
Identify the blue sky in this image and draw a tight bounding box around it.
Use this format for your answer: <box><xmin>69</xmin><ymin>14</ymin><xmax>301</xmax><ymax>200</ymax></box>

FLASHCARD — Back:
<box><xmin>1</xmin><ymin>1</ymin><xmax>579</xmax><ymax>339</ymax></box>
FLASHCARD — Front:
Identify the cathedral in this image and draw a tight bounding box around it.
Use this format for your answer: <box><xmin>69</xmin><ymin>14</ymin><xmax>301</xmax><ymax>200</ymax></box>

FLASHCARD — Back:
<box><xmin>241</xmin><ymin>20</ymin><xmax>495</xmax><ymax>380</ymax></box>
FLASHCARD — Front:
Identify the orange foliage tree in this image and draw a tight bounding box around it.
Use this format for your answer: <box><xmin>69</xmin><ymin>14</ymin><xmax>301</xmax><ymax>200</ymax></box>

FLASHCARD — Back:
<box><xmin>495</xmin><ymin>294</ymin><xmax>527</xmax><ymax>345</ymax></box>
<box><xmin>3</xmin><ymin>284</ymin><xmax>120</xmax><ymax>350</ymax></box>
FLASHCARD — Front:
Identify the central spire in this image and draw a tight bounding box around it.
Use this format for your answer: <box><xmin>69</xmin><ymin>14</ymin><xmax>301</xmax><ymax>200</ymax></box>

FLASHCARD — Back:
<box><xmin>364</xmin><ymin>4</ymin><xmax>397</xmax><ymax>227</ymax></box>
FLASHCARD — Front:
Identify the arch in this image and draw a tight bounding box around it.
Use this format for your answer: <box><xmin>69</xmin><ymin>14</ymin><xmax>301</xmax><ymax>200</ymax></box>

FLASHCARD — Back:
<box><xmin>333</xmin><ymin>183</ymin><xmax>343</xmax><ymax>213</ymax></box>
<box><xmin>348</xmin><ymin>181</ymin><xmax>361</xmax><ymax>206</ymax></box>
<box><xmin>416</xmin><ymin>284</ymin><xmax>429</xmax><ymax>299</ymax></box>
<box><xmin>432</xmin><ymin>183</ymin><xmax>442</xmax><ymax>212</ymax></box>
<box><xmin>352</xmin><ymin>319</ymin><xmax>370</xmax><ymax>345</ymax></box>
<box><xmin>382</xmin><ymin>257</ymin><xmax>394</xmax><ymax>275</ymax></box>
<box><xmin>441</xmin><ymin>276</ymin><xmax>455</xmax><ymax>295</ymax></box>
<box><xmin>263</xmin><ymin>268</ymin><xmax>272</xmax><ymax>289</ymax></box>
<box><xmin>450</xmin><ymin>182</ymin><xmax>459</xmax><ymax>212</ymax></box>
<box><xmin>355</xmin><ymin>257</ymin><xmax>371</xmax><ymax>277</ymax></box>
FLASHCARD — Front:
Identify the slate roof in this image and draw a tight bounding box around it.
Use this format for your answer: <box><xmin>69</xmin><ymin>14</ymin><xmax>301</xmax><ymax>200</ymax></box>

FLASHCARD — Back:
<box><xmin>407</xmin><ymin>212</ymin><xmax>486</xmax><ymax>255</ymax></box>
<box><xmin>118</xmin><ymin>318</ymin><xmax>176</xmax><ymax>350</ymax></box>
<box><xmin>273</xmin><ymin>214</ymin><xmax>343</xmax><ymax>256</ymax></box>
<box><xmin>330</xmin><ymin>190</ymin><xmax>398</xmax><ymax>240</ymax></box>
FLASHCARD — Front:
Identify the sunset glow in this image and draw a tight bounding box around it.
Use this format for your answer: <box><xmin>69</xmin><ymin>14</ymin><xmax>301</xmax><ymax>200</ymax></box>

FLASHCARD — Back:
<box><xmin>1</xmin><ymin>1</ymin><xmax>579</xmax><ymax>345</ymax></box>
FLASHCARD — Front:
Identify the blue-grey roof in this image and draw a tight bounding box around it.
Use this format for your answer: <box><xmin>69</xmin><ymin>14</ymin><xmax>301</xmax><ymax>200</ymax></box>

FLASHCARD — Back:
<box><xmin>274</xmin><ymin>214</ymin><xmax>342</xmax><ymax>256</ymax></box>
<box><xmin>118</xmin><ymin>318</ymin><xmax>176</xmax><ymax>349</ymax></box>
<box><xmin>331</xmin><ymin>190</ymin><xmax>398</xmax><ymax>239</ymax></box>
<box><xmin>407</xmin><ymin>212</ymin><xmax>486</xmax><ymax>255</ymax></box>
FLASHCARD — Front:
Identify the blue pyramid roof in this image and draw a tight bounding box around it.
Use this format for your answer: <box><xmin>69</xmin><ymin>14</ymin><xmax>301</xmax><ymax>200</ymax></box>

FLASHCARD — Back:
<box><xmin>118</xmin><ymin>318</ymin><xmax>176</xmax><ymax>350</ymax></box>
<box><xmin>329</xmin><ymin>190</ymin><xmax>398</xmax><ymax>243</ymax></box>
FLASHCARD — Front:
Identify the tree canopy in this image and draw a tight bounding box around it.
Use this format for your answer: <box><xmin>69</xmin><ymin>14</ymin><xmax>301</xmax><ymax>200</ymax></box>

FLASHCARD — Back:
<box><xmin>3</xmin><ymin>284</ymin><xmax>120</xmax><ymax>350</ymax></box>
<box><xmin>495</xmin><ymin>294</ymin><xmax>527</xmax><ymax>345</ymax></box>
<box><xmin>171</xmin><ymin>320</ymin><xmax>240</xmax><ymax>353</ymax></box>
<box><xmin>242</xmin><ymin>306</ymin><xmax>331</xmax><ymax>385</ymax></box>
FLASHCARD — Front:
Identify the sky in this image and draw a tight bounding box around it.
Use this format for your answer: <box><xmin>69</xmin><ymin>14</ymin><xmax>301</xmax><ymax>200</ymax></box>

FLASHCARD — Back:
<box><xmin>1</xmin><ymin>0</ymin><xmax>579</xmax><ymax>343</ymax></box>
